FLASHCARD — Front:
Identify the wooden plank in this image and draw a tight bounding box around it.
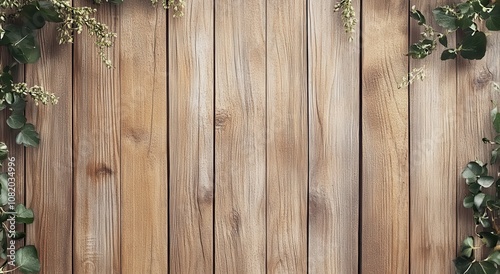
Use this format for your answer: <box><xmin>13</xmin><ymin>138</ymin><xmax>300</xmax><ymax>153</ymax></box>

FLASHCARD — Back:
<box><xmin>119</xmin><ymin>2</ymin><xmax>168</xmax><ymax>273</ymax></box>
<box><xmin>456</xmin><ymin>31</ymin><xmax>500</xmax><ymax>260</ymax></box>
<box><xmin>409</xmin><ymin>1</ymin><xmax>457</xmax><ymax>272</ymax></box>
<box><xmin>168</xmin><ymin>0</ymin><xmax>214</xmax><ymax>272</ymax></box>
<box><xmin>25</xmin><ymin>23</ymin><xmax>72</xmax><ymax>273</ymax></box>
<box><xmin>214</xmin><ymin>0</ymin><xmax>267</xmax><ymax>272</ymax></box>
<box><xmin>73</xmin><ymin>2</ymin><xmax>121</xmax><ymax>273</ymax></box>
<box><xmin>266</xmin><ymin>0</ymin><xmax>308</xmax><ymax>272</ymax></box>
<box><xmin>361</xmin><ymin>0</ymin><xmax>409</xmax><ymax>273</ymax></box>
<box><xmin>307</xmin><ymin>0</ymin><xmax>359</xmax><ymax>272</ymax></box>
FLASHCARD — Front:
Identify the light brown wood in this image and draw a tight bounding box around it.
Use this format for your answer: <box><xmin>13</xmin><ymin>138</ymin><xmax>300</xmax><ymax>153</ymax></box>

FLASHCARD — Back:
<box><xmin>308</xmin><ymin>0</ymin><xmax>360</xmax><ymax>272</ymax></box>
<box><xmin>168</xmin><ymin>0</ymin><xmax>214</xmax><ymax>272</ymax></box>
<box><xmin>410</xmin><ymin>1</ymin><xmax>457</xmax><ymax>273</ymax></box>
<box><xmin>119</xmin><ymin>2</ymin><xmax>168</xmax><ymax>273</ymax></box>
<box><xmin>266</xmin><ymin>0</ymin><xmax>308</xmax><ymax>272</ymax></box>
<box><xmin>214</xmin><ymin>0</ymin><xmax>267</xmax><ymax>272</ymax></box>
<box><xmin>73</xmin><ymin>2</ymin><xmax>121</xmax><ymax>273</ymax></box>
<box><xmin>361</xmin><ymin>0</ymin><xmax>409</xmax><ymax>273</ymax></box>
<box><xmin>25</xmin><ymin>23</ymin><xmax>72</xmax><ymax>273</ymax></box>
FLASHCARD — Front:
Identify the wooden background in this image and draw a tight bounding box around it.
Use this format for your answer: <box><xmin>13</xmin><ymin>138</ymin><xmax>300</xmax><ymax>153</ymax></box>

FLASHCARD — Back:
<box><xmin>2</xmin><ymin>0</ymin><xmax>498</xmax><ymax>273</ymax></box>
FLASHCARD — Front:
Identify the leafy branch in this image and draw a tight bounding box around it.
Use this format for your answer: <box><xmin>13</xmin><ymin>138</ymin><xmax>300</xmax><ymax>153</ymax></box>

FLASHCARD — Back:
<box><xmin>400</xmin><ymin>0</ymin><xmax>500</xmax><ymax>88</ymax></box>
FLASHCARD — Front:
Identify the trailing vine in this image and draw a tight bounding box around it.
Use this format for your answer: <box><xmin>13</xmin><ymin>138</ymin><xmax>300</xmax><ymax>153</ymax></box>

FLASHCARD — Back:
<box><xmin>400</xmin><ymin>0</ymin><xmax>500</xmax><ymax>88</ymax></box>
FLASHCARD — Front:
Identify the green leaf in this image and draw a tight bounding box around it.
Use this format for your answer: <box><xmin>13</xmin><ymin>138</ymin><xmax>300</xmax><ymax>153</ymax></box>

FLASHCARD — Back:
<box><xmin>439</xmin><ymin>35</ymin><xmax>448</xmax><ymax>47</ymax></box>
<box><xmin>6</xmin><ymin>113</ymin><xmax>26</xmax><ymax>129</ymax></box>
<box><xmin>475</xmin><ymin>193</ymin><xmax>487</xmax><ymax>208</ymax></box>
<box><xmin>15</xmin><ymin>245</ymin><xmax>40</xmax><ymax>273</ymax></box>
<box><xmin>492</xmin><ymin>107</ymin><xmax>500</xmax><ymax>133</ymax></box>
<box><xmin>454</xmin><ymin>256</ymin><xmax>473</xmax><ymax>273</ymax></box>
<box><xmin>479</xmin><ymin>232</ymin><xmax>498</xmax><ymax>248</ymax></box>
<box><xmin>36</xmin><ymin>1</ymin><xmax>63</xmax><ymax>22</ymax></box>
<box><xmin>464</xmin><ymin>195</ymin><xmax>475</xmax><ymax>208</ymax></box>
<box><xmin>478</xmin><ymin>176</ymin><xmax>495</xmax><ymax>188</ymax></box>
<box><xmin>486</xmin><ymin>251</ymin><xmax>500</xmax><ymax>265</ymax></box>
<box><xmin>12</xmin><ymin>231</ymin><xmax>26</xmax><ymax>240</ymax></box>
<box><xmin>463</xmin><ymin>162</ymin><xmax>484</xmax><ymax>179</ymax></box>
<box><xmin>16</xmin><ymin>124</ymin><xmax>39</xmax><ymax>147</ymax></box>
<box><xmin>0</xmin><ymin>173</ymin><xmax>8</xmax><ymax>206</ymax></box>
<box><xmin>15</xmin><ymin>204</ymin><xmax>34</xmax><ymax>224</ymax></box>
<box><xmin>441</xmin><ymin>49</ymin><xmax>457</xmax><ymax>60</ymax></box>
<box><xmin>469</xmin><ymin>183</ymin><xmax>481</xmax><ymax>194</ymax></box>
<box><xmin>10</xmin><ymin>95</ymin><xmax>26</xmax><ymax>112</ymax></box>
<box><xmin>478</xmin><ymin>261</ymin><xmax>497</xmax><ymax>274</ymax></box>
<box><xmin>460</xmin><ymin>31</ymin><xmax>487</xmax><ymax>60</ymax></box>
<box><xmin>433</xmin><ymin>7</ymin><xmax>458</xmax><ymax>30</ymax></box>
<box><xmin>486</xmin><ymin>5</ymin><xmax>500</xmax><ymax>31</ymax></box>
<box><xmin>20</xmin><ymin>4</ymin><xmax>46</xmax><ymax>29</ymax></box>
<box><xmin>410</xmin><ymin>8</ymin><xmax>426</xmax><ymax>25</ymax></box>
<box><xmin>461</xmin><ymin>236</ymin><xmax>475</xmax><ymax>258</ymax></box>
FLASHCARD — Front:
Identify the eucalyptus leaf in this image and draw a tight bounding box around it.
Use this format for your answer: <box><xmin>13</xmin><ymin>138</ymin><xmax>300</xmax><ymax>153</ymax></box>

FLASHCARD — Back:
<box><xmin>478</xmin><ymin>176</ymin><xmax>495</xmax><ymax>188</ymax></box>
<box><xmin>464</xmin><ymin>195</ymin><xmax>474</xmax><ymax>208</ymax></box>
<box><xmin>475</xmin><ymin>193</ymin><xmax>486</xmax><ymax>209</ymax></box>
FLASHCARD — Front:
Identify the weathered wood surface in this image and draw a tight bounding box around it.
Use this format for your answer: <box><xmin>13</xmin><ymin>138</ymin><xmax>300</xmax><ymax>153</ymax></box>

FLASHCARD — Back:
<box><xmin>361</xmin><ymin>0</ymin><xmax>409</xmax><ymax>273</ymax></box>
<box><xmin>1</xmin><ymin>0</ymin><xmax>494</xmax><ymax>273</ymax></box>
<box><xmin>410</xmin><ymin>1</ymin><xmax>457</xmax><ymax>273</ymax></box>
<box><xmin>308</xmin><ymin>0</ymin><xmax>360</xmax><ymax>272</ymax></box>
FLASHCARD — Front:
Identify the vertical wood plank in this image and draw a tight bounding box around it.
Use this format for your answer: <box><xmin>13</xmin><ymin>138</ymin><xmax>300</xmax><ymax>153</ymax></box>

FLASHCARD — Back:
<box><xmin>25</xmin><ymin>24</ymin><xmax>72</xmax><ymax>273</ymax></box>
<box><xmin>168</xmin><ymin>0</ymin><xmax>214</xmax><ymax>272</ymax></box>
<box><xmin>266</xmin><ymin>0</ymin><xmax>308</xmax><ymax>272</ymax></box>
<box><xmin>120</xmin><ymin>2</ymin><xmax>168</xmax><ymax>273</ymax></box>
<box><xmin>361</xmin><ymin>0</ymin><xmax>409</xmax><ymax>273</ymax></box>
<box><xmin>214</xmin><ymin>0</ymin><xmax>267</xmax><ymax>272</ymax></box>
<box><xmin>410</xmin><ymin>1</ymin><xmax>457</xmax><ymax>272</ymax></box>
<box><xmin>308</xmin><ymin>0</ymin><xmax>360</xmax><ymax>272</ymax></box>
<box><xmin>456</xmin><ymin>34</ymin><xmax>500</xmax><ymax>258</ymax></box>
<box><xmin>73</xmin><ymin>3</ymin><xmax>120</xmax><ymax>273</ymax></box>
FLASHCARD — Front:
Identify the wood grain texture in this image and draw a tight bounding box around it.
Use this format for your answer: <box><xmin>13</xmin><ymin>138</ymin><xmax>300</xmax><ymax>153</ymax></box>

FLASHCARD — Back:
<box><xmin>73</xmin><ymin>2</ymin><xmax>121</xmax><ymax>273</ymax></box>
<box><xmin>409</xmin><ymin>1</ymin><xmax>457</xmax><ymax>273</ymax></box>
<box><xmin>307</xmin><ymin>0</ymin><xmax>359</xmax><ymax>272</ymax></box>
<box><xmin>456</xmin><ymin>32</ymin><xmax>500</xmax><ymax>257</ymax></box>
<box><xmin>168</xmin><ymin>0</ymin><xmax>214</xmax><ymax>272</ymax></box>
<box><xmin>266</xmin><ymin>0</ymin><xmax>308</xmax><ymax>272</ymax></box>
<box><xmin>214</xmin><ymin>0</ymin><xmax>267</xmax><ymax>272</ymax></box>
<box><xmin>361</xmin><ymin>0</ymin><xmax>409</xmax><ymax>273</ymax></box>
<box><xmin>119</xmin><ymin>2</ymin><xmax>168</xmax><ymax>273</ymax></box>
<box><xmin>25</xmin><ymin>23</ymin><xmax>72</xmax><ymax>273</ymax></box>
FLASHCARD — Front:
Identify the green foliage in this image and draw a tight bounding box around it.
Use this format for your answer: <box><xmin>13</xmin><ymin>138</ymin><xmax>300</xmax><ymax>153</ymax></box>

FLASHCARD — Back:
<box><xmin>401</xmin><ymin>0</ymin><xmax>500</xmax><ymax>88</ymax></box>
<box><xmin>455</xmin><ymin>93</ymin><xmax>500</xmax><ymax>274</ymax></box>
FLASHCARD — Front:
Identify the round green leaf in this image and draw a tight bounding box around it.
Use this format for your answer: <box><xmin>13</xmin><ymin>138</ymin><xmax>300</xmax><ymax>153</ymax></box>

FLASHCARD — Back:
<box><xmin>15</xmin><ymin>204</ymin><xmax>34</xmax><ymax>224</ymax></box>
<box><xmin>460</xmin><ymin>31</ymin><xmax>487</xmax><ymax>60</ymax></box>
<box><xmin>478</xmin><ymin>176</ymin><xmax>495</xmax><ymax>188</ymax></box>
<box><xmin>464</xmin><ymin>195</ymin><xmax>474</xmax><ymax>208</ymax></box>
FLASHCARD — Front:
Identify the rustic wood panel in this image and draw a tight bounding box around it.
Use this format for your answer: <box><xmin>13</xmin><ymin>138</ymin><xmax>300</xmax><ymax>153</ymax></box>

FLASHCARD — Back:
<box><xmin>361</xmin><ymin>0</ymin><xmax>409</xmax><ymax>273</ymax></box>
<box><xmin>266</xmin><ymin>0</ymin><xmax>308</xmax><ymax>272</ymax></box>
<box><xmin>25</xmin><ymin>23</ymin><xmax>72</xmax><ymax>273</ymax></box>
<box><xmin>214</xmin><ymin>0</ymin><xmax>267</xmax><ymax>272</ymax></box>
<box><xmin>307</xmin><ymin>0</ymin><xmax>360</xmax><ymax>272</ymax></box>
<box><xmin>168</xmin><ymin>0</ymin><xmax>214</xmax><ymax>272</ymax></box>
<box><xmin>409</xmin><ymin>1</ymin><xmax>457</xmax><ymax>273</ymax></box>
<box><xmin>120</xmin><ymin>2</ymin><xmax>168</xmax><ymax>273</ymax></box>
<box><xmin>73</xmin><ymin>2</ymin><xmax>121</xmax><ymax>273</ymax></box>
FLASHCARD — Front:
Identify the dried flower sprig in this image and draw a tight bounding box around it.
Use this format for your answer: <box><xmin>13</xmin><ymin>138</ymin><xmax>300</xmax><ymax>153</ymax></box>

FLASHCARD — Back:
<box><xmin>334</xmin><ymin>0</ymin><xmax>357</xmax><ymax>41</ymax></box>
